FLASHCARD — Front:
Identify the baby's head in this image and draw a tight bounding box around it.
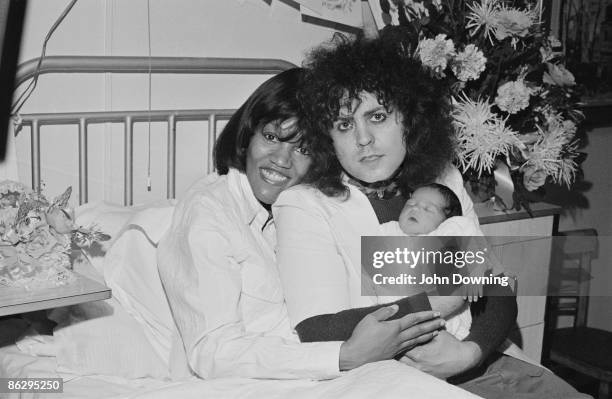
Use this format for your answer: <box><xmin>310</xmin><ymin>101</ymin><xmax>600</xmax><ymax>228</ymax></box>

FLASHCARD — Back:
<box><xmin>398</xmin><ymin>183</ymin><xmax>462</xmax><ymax>234</ymax></box>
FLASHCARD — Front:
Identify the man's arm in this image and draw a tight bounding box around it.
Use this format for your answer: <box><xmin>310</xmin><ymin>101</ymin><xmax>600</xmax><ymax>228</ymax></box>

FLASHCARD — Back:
<box><xmin>463</xmin><ymin>280</ymin><xmax>518</xmax><ymax>360</ymax></box>
<box><xmin>297</xmin><ymin>292</ymin><xmax>432</xmax><ymax>342</ymax></box>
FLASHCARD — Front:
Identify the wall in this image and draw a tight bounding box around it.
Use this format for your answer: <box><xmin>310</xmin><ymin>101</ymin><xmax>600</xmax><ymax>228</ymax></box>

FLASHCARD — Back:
<box><xmin>554</xmin><ymin>123</ymin><xmax>612</xmax><ymax>331</ymax></box>
<box><xmin>13</xmin><ymin>0</ymin><xmax>338</xmax><ymax>205</ymax></box>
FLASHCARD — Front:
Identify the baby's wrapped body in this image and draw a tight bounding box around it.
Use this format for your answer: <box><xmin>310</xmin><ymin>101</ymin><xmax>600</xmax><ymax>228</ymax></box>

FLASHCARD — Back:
<box><xmin>380</xmin><ymin>215</ymin><xmax>504</xmax><ymax>340</ymax></box>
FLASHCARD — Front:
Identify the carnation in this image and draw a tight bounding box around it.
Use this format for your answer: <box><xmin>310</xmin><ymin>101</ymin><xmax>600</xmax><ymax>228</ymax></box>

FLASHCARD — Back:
<box><xmin>452</xmin><ymin>44</ymin><xmax>487</xmax><ymax>81</ymax></box>
<box><xmin>495</xmin><ymin>80</ymin><xmax>533</xmax><ymax>114</ymax></box>
<box><xmin>417</xmin><ymin>34</ymin><xmax>456</xmax><ymax>76</ymax></box>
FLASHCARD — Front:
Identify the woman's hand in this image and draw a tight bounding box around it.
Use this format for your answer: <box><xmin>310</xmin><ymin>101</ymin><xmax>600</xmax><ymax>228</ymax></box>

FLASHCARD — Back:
<box><xmin>339</xmin><ymin>306</ymin><xmax>444</xmax><ymax>371</ymax></box>
<box><xmin>399</xmin><ymin>330</ymin><xmax>482</xmax><ymax>379</ymax></box>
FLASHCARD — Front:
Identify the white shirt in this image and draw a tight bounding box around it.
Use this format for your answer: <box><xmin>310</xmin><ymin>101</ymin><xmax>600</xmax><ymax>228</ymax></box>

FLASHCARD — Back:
<box><xmin>157</xmin><ymin>169</ymin><xmax>342</xmax><ymax>380</ymax></box>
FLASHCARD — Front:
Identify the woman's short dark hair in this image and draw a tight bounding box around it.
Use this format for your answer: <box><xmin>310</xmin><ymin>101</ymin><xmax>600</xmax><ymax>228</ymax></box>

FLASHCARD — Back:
<box><xmin>301</xmin><ymin>28</ymin><xmax>456</xmax><ymax>197</ymax></box>
<box><xmin>215</xmin><ymin>67</ymin><xmax>338</xmax><ymax>186</ymax></box>
<box><xmin>419</xmin><ymin>183</ymin><xmax>462</xmax><ymax>218</ymax></box>
<box><xmin>214</xmin><ymin>67</ymin><xmax>312</xmax><ymax>175</ymax></box>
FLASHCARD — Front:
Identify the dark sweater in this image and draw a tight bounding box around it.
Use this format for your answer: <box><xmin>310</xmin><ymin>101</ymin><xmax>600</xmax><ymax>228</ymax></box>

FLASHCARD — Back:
<box><xmin>295</xmin><ymin>194</ymin><xmax>517</xmax><ymax>362</ymax></box>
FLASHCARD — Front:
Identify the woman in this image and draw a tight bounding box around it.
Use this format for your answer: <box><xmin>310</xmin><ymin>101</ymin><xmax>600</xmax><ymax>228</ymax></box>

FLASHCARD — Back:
<box><xmin>156</xmin><ymin>67</ymin><xmax>442</xmax><ymax>380</ymax></box>
<box><xmin>273</xmin><ymin>33</ymin><xmax>589</xmax><ymax>398</ymax></box>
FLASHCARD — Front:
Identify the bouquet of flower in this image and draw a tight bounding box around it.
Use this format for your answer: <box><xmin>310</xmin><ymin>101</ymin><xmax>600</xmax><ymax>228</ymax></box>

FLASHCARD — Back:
<box><xmin>0</xmin><ymin>180</ymin><xmax>109</xmax><ymax>290</ymax></box>
<box><xmin>380</xmin><ymin>0</ymin><xmax>584</xmax><ymax>209</ymax></box>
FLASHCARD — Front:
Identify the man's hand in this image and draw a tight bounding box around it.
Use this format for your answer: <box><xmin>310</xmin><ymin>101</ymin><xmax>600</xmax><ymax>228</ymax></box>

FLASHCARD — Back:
<box><xmin>399</xmin><ymin>330</ymin><xmax>482</xmax><ymax>379</ymax></box>
<box><xmin>339</xmin><ymin>306</ymin><xmax>444</xmax><ymax>371</ymax></box>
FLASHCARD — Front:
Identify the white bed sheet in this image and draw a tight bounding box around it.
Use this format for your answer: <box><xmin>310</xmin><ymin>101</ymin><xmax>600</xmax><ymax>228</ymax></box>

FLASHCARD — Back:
<box><xmin>1</xmin><ymin>318</ymin><xmax>480</xmax><ymax>399</ymax></box>
<box><xmin>0</xmin><ymin>201</ymin><xmax>482</xmax><ymax>399</ymax></box>
<box><xmin>0</xmin><ymin>318</ymin><xmax>167</xmax><ymax>399</ymax></box>
<box><xmin>1</xmin><ymin>347</ymin><xmax>480</xmax><ymax>399</ymax></box>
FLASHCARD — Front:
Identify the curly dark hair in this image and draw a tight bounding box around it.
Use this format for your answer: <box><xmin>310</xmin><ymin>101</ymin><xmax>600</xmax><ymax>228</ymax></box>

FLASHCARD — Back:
<box><xmin>300</xmin><ymin>28</ymin><xmax>456</xmax><ymax>198</ymax></box>
<box><xmin>214</xmin><ymin>68</ymin><xmax>337</xmax><ymax>188</ymax></box>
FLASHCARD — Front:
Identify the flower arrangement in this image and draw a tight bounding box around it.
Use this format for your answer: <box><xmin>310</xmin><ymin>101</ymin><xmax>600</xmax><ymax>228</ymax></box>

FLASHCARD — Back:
<box><xmin>0</xmin><ymin>180</ymin><xmax>109</xmax><ymax>290</ymax></box>
<box><xmin>380</xmin><ymin>0</ymin><xmax>584</xmax><ymax>209</ymax></box>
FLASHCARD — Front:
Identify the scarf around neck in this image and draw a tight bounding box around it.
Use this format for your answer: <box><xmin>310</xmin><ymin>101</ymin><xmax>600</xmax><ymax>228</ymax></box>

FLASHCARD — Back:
<box><xmin>345</xmin><ymin>171</ymin><xmax>403</xmax><ymax>200</ymax></box>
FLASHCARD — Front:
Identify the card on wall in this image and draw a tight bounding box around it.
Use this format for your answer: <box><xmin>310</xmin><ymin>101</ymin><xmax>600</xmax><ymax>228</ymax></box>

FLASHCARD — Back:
<box><xmin>300</xmin><ymin>0</ymin><xmax>363</xmax><ymax>30</ymax></box>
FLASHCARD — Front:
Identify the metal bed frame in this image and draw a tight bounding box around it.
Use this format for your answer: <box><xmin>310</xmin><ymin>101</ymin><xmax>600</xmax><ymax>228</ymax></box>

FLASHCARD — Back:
<box><xmin>15</xmin><ymin>56</ymin><xmax>296</xmax><ymax>205</ymax></box>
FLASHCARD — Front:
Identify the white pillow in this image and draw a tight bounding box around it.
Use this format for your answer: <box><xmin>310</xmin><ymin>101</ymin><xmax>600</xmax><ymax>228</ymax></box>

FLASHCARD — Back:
<box><xmin>48</xmin><ymin>200</ymin><xmax>190</xmax><ymax>380</ymax></box>
<box><xmin>102</xmin><ymin>200</ymin><xmax>191</xmax><ymax>380</ymax></box>
<box><xmin>52</xmin><ymin>298</ymin><xmax>170</xmax><ymax>379</ymax></box>
<box><xmin>74</xmin><ymin>201</ymin><xmax>136</xmax><ymax>276</ymax></box>
<box><xmin>49</xmin><ymin>239</ymin><xmax>169</xmax><ymax>379</ymax></box>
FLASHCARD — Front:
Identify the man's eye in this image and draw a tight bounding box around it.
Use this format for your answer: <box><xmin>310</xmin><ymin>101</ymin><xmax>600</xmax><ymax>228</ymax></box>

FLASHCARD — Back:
<box><xmin>295</xmin><ymin>146</ymin><xmax>311</xmax><ymax>156</ymax></box>
<box><xmin>335</xmin><ymin>121</ymin><xmax>353</xmax><ymax>131</ymax></box>
<box><xmin>263</xmin><ymin>133</ymin><xmax>278</xmax><ymax>142</ymax></box>
<box><xmin>371</xmin><ymin>112</ymin><xmax>387</xmax><ymax>122</ymax></box>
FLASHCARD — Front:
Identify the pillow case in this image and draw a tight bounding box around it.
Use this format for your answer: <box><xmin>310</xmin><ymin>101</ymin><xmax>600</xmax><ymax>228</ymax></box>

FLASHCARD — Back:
<box><xmin>73</xmin><ymin>201</ymin><xmax>137</xmax><ymax>276</ymax></box>
<box><xmin>102</xmin><ymin>200</ymin><xmax>191</xmax><ymax>380</ymax></box>
<box><xmin>52</xmin><ymin>298</ymin><xmax>170</xmax><ymax>379</ymax></box>
<box><xmin>48</xmin><ymin>200</ymin><xmax>189</xmax><ymax>380</ymax></box>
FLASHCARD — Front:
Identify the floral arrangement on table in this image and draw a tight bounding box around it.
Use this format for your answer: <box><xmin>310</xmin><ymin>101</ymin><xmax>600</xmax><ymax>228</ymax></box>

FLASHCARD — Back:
<box><xmin>0</xmin><ymin>180</ymin><xmax>109</xmax><ymax>290</ymax></box>
<box><xmin>380</xmin><ymin>0</ymin><xmax>584</xmax><ymax>209</ymax></box>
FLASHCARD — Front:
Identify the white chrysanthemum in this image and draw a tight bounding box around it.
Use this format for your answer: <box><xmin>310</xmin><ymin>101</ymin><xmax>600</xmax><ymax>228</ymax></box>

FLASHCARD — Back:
<box><xmin>493</xmin><ymin>4</ymin><xmax>539</xmax><ymax>43</ymax></box>
<box><xmin>452</xmin><ymin>94</ymin><xmax>521</xmax><ymax>176</ymax></box>
<box><xmin>521</xmin><ymin>113</ymin><xmax>580</xmax><ymax>187</ymax></box>
<box><xmin>562</xmin><ymin>120</ymin><xmax>577</xmax><ymax>135</ymax></box>
<box><xmin>495</xmin><ymin>80</ymin><xmax>533</xmax><ymax>114</ymax></box>
<box><xmin>417</xmin><ymin>34</ymin><xmax>456</xmax><ymax>76</ymax></box>
<box><xmin>522</xmin><ymin>140</ymin><xmax>579</xmax><ymax>188</ymax></box>
<box><xmin>466</xmin><ymin>0</ymin><xmax>500</xmax><ymax>44</ymax></box>
<box><xmin>451</xmin><ymin>44</ymin><xmax>487</xmax><ymax>81</ymax></box>
<box><xmin>546</xmin><ymin>112</ymin><xmax>577</xmax><ymax>145</ymax></box>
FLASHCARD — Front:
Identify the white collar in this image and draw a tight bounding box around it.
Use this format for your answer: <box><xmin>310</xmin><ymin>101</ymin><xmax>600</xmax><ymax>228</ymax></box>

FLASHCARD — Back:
<box><xmin>226</xmin><ymin>168</ymin><xmax>272</xmax><ymax>229</ymax></box>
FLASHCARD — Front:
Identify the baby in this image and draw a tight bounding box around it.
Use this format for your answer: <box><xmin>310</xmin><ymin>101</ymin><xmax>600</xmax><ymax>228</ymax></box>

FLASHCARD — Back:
<box><xmin>381</xmin><ymin>183</ymin><xmax>492</xmax><ymax>340</ymax></box>
<box><xmin>385</xmin><ymin>183</ymin><xmax>480</xmax><ymax>236</ymax></box>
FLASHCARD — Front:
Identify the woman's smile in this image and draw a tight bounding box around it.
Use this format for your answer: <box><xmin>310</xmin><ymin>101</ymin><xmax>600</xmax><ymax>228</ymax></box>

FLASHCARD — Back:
<box><xmin>260</xmin><ymin>167</ymin><xmax>290</xmax><ymax>184</ymax></box>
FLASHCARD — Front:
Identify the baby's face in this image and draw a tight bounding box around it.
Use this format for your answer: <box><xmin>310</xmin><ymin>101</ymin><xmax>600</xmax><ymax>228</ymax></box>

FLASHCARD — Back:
<box><xmin>398</xmin><ymin>187</ymin><xmax>448</xmax><ymax>234</ymax></box>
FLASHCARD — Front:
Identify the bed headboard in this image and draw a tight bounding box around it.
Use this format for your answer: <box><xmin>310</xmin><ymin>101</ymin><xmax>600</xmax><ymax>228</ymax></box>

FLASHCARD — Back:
<box><xmin>14</xmin><ymin>56</ymin><xmax>297</xmax><ymax>206</ymax></box>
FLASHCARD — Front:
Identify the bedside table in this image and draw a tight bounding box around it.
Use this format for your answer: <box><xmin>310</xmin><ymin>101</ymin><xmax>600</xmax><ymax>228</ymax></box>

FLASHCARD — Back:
<box><xmin>0</xmin><ymin>273</ymin><xmax>111</xmax><ymax>317</ymax></box>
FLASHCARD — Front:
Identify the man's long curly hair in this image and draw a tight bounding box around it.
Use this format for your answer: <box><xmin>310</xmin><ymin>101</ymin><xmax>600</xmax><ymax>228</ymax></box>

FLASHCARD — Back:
<box><xmin>300</xmin><ymin>28</ymin><xmax>456</xmax><ymax>198</ymax></box>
